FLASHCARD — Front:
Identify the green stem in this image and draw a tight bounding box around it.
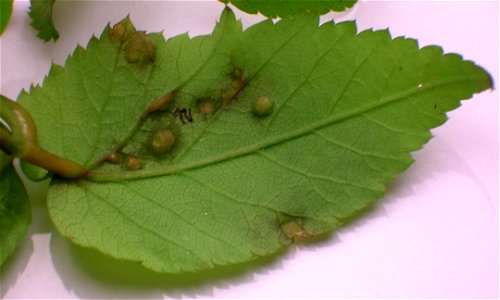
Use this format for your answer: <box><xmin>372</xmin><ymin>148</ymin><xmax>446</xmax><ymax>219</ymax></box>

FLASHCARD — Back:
<box><xmin>0</xmin><ymin>95</ymin><xmax>88</xmax><ymax>178</ymax></box>
<box><xmin>0</xmin><ymin>95</ymin><xmax>37</xmax><ymax>156</ymax></box>
<box><xmin>23</xmin><ymin>144</ymin><xmax>89</xmax><ymax>178</ymax></box>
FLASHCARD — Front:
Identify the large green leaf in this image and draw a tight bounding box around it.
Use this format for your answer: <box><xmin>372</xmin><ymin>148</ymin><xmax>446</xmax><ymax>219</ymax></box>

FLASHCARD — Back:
<box><xmin>222</xmin><ymin>0</ymin><xmax>357</xmax><ymax>17</ymax></box>
<box><xmin>0</xmin><ymin>153</ymin><xmax>31</xmax><ymax>266</ymax></box>
<box><xmin>18</xmin><ymin>9</ymin><xmax>492</xmax><ymax>273</ymax></box>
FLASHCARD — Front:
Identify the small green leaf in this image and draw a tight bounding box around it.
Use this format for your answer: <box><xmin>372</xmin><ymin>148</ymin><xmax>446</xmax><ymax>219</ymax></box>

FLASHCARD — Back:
<box><xmin>0</xmin><ymin>0</ymin><xmax>13</xmax><ymax>35</ymax></box>
<box><xmin>0</xmin><ymin>153</ymin><xmax>31</xmax><ymax>266</ymax></box>
<box><xmin>29</xmin><ymin>0</ymin><xmax>59</xmax><ymax>42</ymax></box>
<box><xmin>222</xmin><ymin>0</ymin><xmax>357</xmax><ymax>17</ymax></box>
<box><xmin>19</xmin><ymin>9</ymin><xmax>492</xmax><ymax>273</ymax></box>
<box><xmin>20</xmin><ymin>160</ymin><xmax>49</xmax><ymax>182</ymax></box>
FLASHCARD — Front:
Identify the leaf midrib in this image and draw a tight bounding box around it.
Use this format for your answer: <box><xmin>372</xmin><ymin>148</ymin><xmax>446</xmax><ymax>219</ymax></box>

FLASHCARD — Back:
<box><xmin>88</xmin><ymin>75</ymin><xmax>486</xmax><ymax>182</ymax></box>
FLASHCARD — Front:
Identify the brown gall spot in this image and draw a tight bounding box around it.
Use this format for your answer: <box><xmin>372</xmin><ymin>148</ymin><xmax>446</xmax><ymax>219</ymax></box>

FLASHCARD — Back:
<box><xmin>281</xmin><ymin>221</ymin><xmax>315</xmax><ymax>241</ymax></box>
<box><xmin>126</xmin><ymin>156</ymin><xmax>142</xmax><ymax>170</ymax></box>
<box><xmin>151</xmin><ymin>129</ymin><xmax>176</xmax><ymax>155</ymax></box>
<box><xmin>199</xmin><ymin>100</ymin><xmax>216</xmax><ymax>115</ymax></box>
<box><xmin>146</xmin><ymin>92</ymin><xmax>175</xmax><ymax>114</ymax></box>
<box><xmin>110</xmin><ymin>23</ymin><xmax>126</xmax><ymax>41</ymax></box>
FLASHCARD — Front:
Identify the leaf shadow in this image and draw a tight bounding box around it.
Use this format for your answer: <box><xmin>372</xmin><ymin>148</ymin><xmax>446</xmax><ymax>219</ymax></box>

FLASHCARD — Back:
<box><xmin>49</xmin><ymin>232</ymin><xmax>290</xmax><ymax>299</ymax></box>
<box><xmin>0</xmin><ymin>234</ymin><xmax>34</xmax><ymax>298</ymax></box>
<box><xmin>1</xmin><ymin>172</ymin><xmax>50</xmax><ymax>298</ymax></box>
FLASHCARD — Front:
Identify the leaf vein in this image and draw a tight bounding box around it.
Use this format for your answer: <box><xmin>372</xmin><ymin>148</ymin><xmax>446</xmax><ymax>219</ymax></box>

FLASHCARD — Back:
<box><xmin>265</xmin><ymin>26</ymin><xmax>350</xmax><ymax>126</ymax></box>
<box><xmin>258</xmin><ymin>150</ymin><xmax>380</xmax><ymax>193</ymax></box>
<box><xmin>246</xmin><ymin>17</ymin><xmax>311</xmax><ymax>82</ymax></box>
<box><xmin>328</xmin><ymin>34</ymin><xmax>386</xmax><ymax>115</ymax></box>
<box><xmin>312</xmin><ymin>130</ymin><xmax>405</xmax><ymax>164</ymax></box>
<box><xmin>81</xmin><ymin>184</ymin><xmax>212</xmax><ymax>268</ymax></box>
<box><xmin>120</xmin><ymin>182</ymin><xmax>250</xmax><ymax>257</ymax></box>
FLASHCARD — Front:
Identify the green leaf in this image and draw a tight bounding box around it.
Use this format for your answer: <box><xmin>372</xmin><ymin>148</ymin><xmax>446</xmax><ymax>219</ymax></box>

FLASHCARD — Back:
<box><xmin>0</xmin><ymin>0</ymin><xmax>13</xmax><ymax>35</ymax></box>
<box><xmin>222</xmin><ymin>0</ymin><xmax>357</xmax><ymax>17</ymax></box>
<box><xmin>20</xmin><ymin>160</ymin><xmax>50</xmax><ymax>182</ymax></box>
<box><xmin>18</xmin><ymin>9</ymin><xmax>492</xmax><ymax>273</ymax></box>
<box><xmin>0</xmin><ymin>150</ymin><xmax>12</xmax><ymax>171</ymax></box>
<box><xmin>29</xmin><ymin>0</ymin><xmax>59</xmax><ymax>42</ymax></box>
<box><xmin>0</xmin><ymin>153</ymin><xmax>31</xmax><ymax>266</ymax></box>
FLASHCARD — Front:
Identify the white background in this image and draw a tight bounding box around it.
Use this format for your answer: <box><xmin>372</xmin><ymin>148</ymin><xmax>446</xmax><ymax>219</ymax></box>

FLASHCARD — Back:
<box><xmin>1</xmin><ymin>1</ymin><xmax>498</xmax><ymax>299</ymax></box>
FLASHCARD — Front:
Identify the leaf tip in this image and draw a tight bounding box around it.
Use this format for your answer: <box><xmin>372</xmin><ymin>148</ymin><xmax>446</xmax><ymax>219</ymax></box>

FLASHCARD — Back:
<box><xmin>110</xmin><ymin>15</ymin><xmax>136</xmax><ymax>42</ymax></box>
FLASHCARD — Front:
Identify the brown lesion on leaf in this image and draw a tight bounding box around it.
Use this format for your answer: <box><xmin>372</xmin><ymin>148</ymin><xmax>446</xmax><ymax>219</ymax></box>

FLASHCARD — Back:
<box><xmin>93</xmin><ymin>91</ymin><xmax>178</xmax><ymax>171</ymax></box>
<box><xmin>110</xmin><ymin>15</ymin><xmax>157</xmax><ymax>66</ymax></box>
<box><xmin>110</xmin><ymin>17</ymin><xmax>156</xmax><ymax>67</ymax></box>
<box><xmin>281</xmin><ymin>221</ymin><xmax>316</xmax><ymax>242</ymax></box>
<box><xmin>150</xmin><ymin>128</ymin><xmax>176</xmax><ymax>156</ymax></box>
<box><xmin>125</xmin><ymin>155</ymin><xmax>142</xmax><ymax>170</ymax></box>
<box><xmin>144</xmin><ymin>91</ymin><xmax>175</xmax><ymax>116</ymax></box>
<box><xmin>125</xmin><ymin>31</ymin><xmax>156</xmax><ymax>65</ymax></box>
<box><xmin>92</xmin><ymin>65</ymin><xmax>250</xmax><ymax>174</ymax></box>
<box><xmin>110</xmin><ymin>16</ymin><xmax>136</xmax><ymax>43</ymax></box>
<box><xmin>198</xmin><ymin>99</ymin><xmax>216</xmax><ymax>115</ymax></box>
<box><xmin>221</xmin><ymin>68</ymin><xmax>247</xmax><ymax>103</ymax></box>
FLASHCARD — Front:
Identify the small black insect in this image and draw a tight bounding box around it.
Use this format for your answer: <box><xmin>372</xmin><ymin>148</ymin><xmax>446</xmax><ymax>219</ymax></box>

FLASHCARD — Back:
<box><xmin>172</xmin><ymin>107</ymin><xmax>193</xmax><ymax>124</ymax></box>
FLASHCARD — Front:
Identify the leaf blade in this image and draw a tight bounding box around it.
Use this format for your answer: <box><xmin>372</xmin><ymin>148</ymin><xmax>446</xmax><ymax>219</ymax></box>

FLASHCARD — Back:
<box><xmin>21</xmin><ymin>11</ymin><xmax>492</xmax><ymax>273</ymax></box>
<box><xmin>0</xmin><ymin>155</ymin><xmax>31</xmax><ymax>266</ymax></box>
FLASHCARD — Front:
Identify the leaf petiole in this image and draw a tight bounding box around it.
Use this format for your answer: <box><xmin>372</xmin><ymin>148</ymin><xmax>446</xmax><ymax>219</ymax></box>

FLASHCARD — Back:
<box><xmin>0</xmin><ymin>95</ymin><xmax>88</xmax><ymax>178</ymax></box>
